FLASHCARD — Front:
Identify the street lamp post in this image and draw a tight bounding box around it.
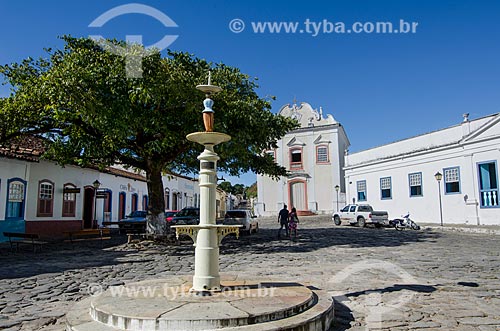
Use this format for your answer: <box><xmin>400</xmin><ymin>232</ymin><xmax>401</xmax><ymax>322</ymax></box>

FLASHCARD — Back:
<box><xmin>93</xmin><ymin>179</ymin><xmax>101</xmax><ymax>229</ymax></box>
<box><xmin>335</xmin><ymin>185</ymin><xmax>340</xmax><ymax>212</ymax></box>
<box><xmin>434</xmin><ymin>172</ymin><xmax>443</xmax><ymax>226</ymax></box>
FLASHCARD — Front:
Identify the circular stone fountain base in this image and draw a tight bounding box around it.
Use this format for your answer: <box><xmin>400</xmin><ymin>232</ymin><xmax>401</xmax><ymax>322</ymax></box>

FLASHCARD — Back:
<box><xmin>65</xmin><ymin>275</ymin><xmax>334</xmax><ymax>331</ymax></box>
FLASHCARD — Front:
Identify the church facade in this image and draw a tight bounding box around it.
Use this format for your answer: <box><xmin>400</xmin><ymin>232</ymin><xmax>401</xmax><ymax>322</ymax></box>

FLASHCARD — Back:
<box><xmin>256</xmin><ymin>102</ymin><xmax>350</xmax><ymax>216</ymax></box>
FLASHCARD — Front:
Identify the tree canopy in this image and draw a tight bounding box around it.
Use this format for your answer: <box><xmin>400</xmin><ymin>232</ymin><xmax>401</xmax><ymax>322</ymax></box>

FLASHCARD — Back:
<box><xmin>0</xmin><ymin>36</ymin><xmax>298</xmax><ymax>233</ymax></box>
<box><xmin>0</xmin><ymin>36</ymin><xmax>297</xmax><ymax>175</ymax></box>
<box><xmin>218</xmin><ymin>181</ymin><xmax>246</xmax><ymax>195</ymax></box>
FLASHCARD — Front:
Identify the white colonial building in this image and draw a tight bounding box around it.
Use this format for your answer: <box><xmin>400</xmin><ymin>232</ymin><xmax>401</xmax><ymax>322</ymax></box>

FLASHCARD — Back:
<box><xmin>345</xmin><ymin>113</ymin><xmax>500</xmax><ymax>225</ymax></box>
<box><xmin>256</xmin><ymin>102</ymin><xmax>350</xmax><ymax>216</ymax></box>
<box><xmin>0</xmin><ymin>136</ymin><xmax>200</xmax><ymax>241</ymax></box>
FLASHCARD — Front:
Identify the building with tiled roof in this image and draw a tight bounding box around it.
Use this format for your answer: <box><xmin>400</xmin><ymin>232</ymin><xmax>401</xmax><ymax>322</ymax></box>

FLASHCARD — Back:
<box><xmin>0</xmin><ymin>136</ymin><xmax>200</xmax><ymax>241</ymax></box>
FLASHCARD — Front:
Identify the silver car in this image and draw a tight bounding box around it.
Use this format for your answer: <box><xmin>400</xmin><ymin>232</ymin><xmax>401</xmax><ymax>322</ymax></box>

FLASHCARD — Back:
<box><xmin>223</xmin><ymin>210</ymin><xmax>259</xmax><ymax>234</ymax></box>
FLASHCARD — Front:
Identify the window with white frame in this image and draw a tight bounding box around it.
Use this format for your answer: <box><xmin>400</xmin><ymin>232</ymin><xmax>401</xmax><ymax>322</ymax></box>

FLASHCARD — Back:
<box><xmin>9</xmin><ymin>182</ymin><xmax>24</xmax><ymax>201</ymax></box>
<box><xmin>62</xmin><ymin>184</ymin><xmax>76</xmax><ymax>217</ymax></box>
<box><xmin>6</xmin><ymin>180</ymin><xmax>26</xmax><ymax>219</ymax></box>
<box><xmin>444</xmin><ymin>167</ymin><xmax>460</xmax><ymax>194</ymax></box>
<box><xmin>316</xmin><ymin>145</ymin><xmax>329</xmax><ymax>163</ymax></box>
<box><xmin>266</xmin><ymin>150</ymin><xmax>276</xmax><ymax>161</ymax></box>
<box><xmin>409</xmin><ymin>173</ymin><xmax>423</xmax><ymax>197</ymax></box>
<box><xmin>165</xmin><ymin>188</ymin><xmax>170</xmax><ymax>210</ymax></box>
<box><xmin>380</xmin><ymin>177</ymin><xmax>392</xmax><ymax>199</ymax></box>
<box><xmin>357</xmin><ymin>180</ymin><xmax>367</xmax><ymax>201</ymax></box>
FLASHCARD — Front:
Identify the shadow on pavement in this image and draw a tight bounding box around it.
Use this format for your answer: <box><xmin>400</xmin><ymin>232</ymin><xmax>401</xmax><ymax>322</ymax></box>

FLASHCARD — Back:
<box><xmin>331</xmin><ymin>283</ymin><xmax>437</xmax><ymax>330</ymax></box>
<box><xmin>0</xmin><ymin>236</ymin><xmax>134</xmax><ymax>279</ymax></box>
<box><xmin>330</xmin><ymin>300</ymin><xmax>355</xmax><ymax>331</ymax></box>
<box><xmin>213</xmin><ymin>226</ymin><xmax>443</xmax><ymax>256</ymax></box>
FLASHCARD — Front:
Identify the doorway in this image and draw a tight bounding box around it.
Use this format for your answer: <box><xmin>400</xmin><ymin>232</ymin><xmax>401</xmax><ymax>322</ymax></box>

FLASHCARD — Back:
<box><xmin>172</xmin><ymin>192</ymin><xmax>179</xmax><ymax>210</ymax></box>
<box><xmin>83</xmin><ymin>187</ymin><xmax>94</xmax><ymax>229</ymax></box>
<box><xmin>289</xmin><ymin>180</ymin><xmax>307</xmax><ymax>212</ymax></box>
<box><xmin>119</xmin><ymin>192</ymin><xmax>126</xmax><ymax>220</ymax></box>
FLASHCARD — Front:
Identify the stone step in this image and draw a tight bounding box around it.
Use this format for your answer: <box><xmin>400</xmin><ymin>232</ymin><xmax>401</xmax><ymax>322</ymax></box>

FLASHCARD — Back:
<box><xmin>66</xmin><ymin>277</ymin><xmax>334</xmax><ymax>331</ymax></box>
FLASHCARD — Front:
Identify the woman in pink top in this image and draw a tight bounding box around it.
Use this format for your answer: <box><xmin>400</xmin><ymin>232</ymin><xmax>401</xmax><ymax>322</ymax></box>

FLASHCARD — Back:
<box><xmin>288</xmin><ymin>207</ymin><xmax>299</xmax><ymax>239</ymax></box>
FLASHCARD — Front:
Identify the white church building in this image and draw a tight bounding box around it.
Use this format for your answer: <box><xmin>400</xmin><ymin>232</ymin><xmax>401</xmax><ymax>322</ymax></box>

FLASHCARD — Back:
<box><xmin>345</xmin><ymin>113</ymin><xmax>500</xmax><ymax>225</ymax></box>
<box><xmin>256</xmin><ymin>102</ymin><xmax>350</xmax><ymax>216</ymax></box>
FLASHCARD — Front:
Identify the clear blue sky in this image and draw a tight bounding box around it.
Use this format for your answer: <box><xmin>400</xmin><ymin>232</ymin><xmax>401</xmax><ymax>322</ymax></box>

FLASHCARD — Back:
<box><xmin>1</xmin><ymin>0</ymin><xmax>500</xmax><ymax>186</ymax></box>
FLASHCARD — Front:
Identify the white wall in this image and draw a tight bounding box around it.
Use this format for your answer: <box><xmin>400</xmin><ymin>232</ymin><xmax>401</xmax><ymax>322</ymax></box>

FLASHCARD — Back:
<box><xmin>0</xmin><ymin>159</ymin><xmax>200</xmax><ymax>224</ymax></box>
<box><xmin>345</xmin><ymin>117</ymin><xmax>500</xmax><ymax>225</ymax></box>
<box><xmin>162</xmin><ymin>175</ymin><xmax>199</xmax><ymax>210</ymax></box>
<box><xmin>0</xmin><ymin>158</ymin><xmax>30</xmax><ymax>220</ymax></box>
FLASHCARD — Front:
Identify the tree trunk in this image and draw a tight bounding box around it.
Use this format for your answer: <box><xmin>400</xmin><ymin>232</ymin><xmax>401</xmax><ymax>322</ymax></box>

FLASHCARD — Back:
<box><xmin>145</xmin><ymin>163</ymin><xmax>167</xmax><ymax>235</ymax></box>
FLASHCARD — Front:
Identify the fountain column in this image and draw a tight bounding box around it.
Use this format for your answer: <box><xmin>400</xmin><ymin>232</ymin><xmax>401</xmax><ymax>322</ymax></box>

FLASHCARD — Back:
<box><xmin>173</xmin><ymin>72</ymin><xmax>238</xmax><ymax>292</ymax></box>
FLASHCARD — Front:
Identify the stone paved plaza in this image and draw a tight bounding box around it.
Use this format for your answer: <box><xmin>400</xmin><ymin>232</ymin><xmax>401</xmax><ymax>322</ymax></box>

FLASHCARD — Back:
<box><xmin>0</xmin><ymin>216</ymin><xmax>499</xmax><ymax>331</ymax></box>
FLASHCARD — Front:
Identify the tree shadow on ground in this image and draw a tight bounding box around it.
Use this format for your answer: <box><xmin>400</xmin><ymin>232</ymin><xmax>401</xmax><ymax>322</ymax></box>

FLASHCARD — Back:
<box><xmin>0</xmin><ymin>236</ymin><xmax>139</xmax><ymax>279</ymax></box>
<box><xmin>330</xmin><ymin>283</ymin><xmax>437</xmax><ymax>330</ymax></box>
<box><xmin>211</xmin><ymin>226</ymin><xmax>443</xmax><ymax>256</ymax></box>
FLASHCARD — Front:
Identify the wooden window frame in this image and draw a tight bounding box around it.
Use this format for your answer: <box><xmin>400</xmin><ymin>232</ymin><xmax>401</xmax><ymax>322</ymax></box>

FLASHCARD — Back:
<box><xmin>289</xmin><ymin>147</ymin><xmax>303</xmax><ymax>170</ymax></box>
<box><xmin>316</xmin><ymin>145</ymin><xmax>329</xmax><ymax>164</ymax></box>
<box><xmin>37</xmin><ymin>179</ymin><xmax>55</xmax><ymax>217</ymax></box>
<box><xmin>62</xmin><ymin>183</ymin><xmax>77</xmax><ymax>217</ymax></box>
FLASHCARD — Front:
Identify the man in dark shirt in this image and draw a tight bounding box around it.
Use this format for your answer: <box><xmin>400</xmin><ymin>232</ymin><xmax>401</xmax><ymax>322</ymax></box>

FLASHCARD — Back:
<box><xmin>277</xmin><ymin>205</ymin><xmax>289</xmax><ymax>239</ymax></box>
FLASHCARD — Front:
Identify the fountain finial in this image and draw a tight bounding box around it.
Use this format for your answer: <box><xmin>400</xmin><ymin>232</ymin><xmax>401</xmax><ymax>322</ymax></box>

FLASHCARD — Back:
<box><xmin>196</xmin><ymin>71</ymin><xmax>222</xmax><ymax>95</ymax></box>
<box><xmin>196</xmin><ymin>71</ymin><xmax>222</xmax><ymax>132</ymax></box>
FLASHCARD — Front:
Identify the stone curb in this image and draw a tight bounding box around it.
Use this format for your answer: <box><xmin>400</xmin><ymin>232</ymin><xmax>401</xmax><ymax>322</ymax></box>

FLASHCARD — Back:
<box><xmin>423</xmin><ymin>225</ymin><xmax>500</xmax><ymax>236</ymax></box>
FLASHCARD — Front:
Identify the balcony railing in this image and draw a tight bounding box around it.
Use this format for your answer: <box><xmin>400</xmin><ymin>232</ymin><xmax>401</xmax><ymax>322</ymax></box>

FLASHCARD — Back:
<box><xmin>480</xmin><ymin>189</ymin><xmax>499</xmax><ymax>207</ymax></box>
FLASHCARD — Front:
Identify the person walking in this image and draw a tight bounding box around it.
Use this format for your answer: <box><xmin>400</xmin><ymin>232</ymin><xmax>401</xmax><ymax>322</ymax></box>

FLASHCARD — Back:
<box><xmin>288</xmin><ymin>207</ymin><xmax>299</xmax><ymax>240</ymax></box>
<box><xmin>277</xmin><ymin>205</ymin><xmax>289</xmax><ymax>239</ymax></box>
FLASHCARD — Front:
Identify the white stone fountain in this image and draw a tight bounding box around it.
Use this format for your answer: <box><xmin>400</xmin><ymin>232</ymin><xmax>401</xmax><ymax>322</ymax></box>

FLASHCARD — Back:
<box><xmin>171</xmin><ymin>72</ymin><xmax>241</xmax><ymax>293</ymax></box>
<box><xmin>65</xmin><ymin>72</ymin><xmax>335</xmax><ymax>331</ymax></box>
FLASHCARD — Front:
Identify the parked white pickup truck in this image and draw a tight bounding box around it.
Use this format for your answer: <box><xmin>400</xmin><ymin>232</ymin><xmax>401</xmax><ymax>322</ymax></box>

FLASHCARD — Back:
<box><xmin>332</xmin><ymin>204</ymin><xmax>389</xmax><ymax>227</ymax></box>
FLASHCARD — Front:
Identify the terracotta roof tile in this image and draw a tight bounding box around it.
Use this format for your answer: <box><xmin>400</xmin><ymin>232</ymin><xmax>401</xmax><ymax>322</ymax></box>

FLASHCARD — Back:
<box><xmin>104</xmin><ymin>167</ymin><xmax>147</xmax><ymax>182</ymax></box>
<box><xmin>0</xmin><ymin>136</ymin><xmax>190</xmax><ymax>184</ymax></box>
<box><xmin>0</xmin><ymin>136</ymin><xmax>46</xmax><ymax>162</ymax></box>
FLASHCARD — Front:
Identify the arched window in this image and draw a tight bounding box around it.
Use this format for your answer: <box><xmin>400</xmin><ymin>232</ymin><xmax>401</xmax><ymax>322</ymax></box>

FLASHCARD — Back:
<box><xmin>165</xmin><ymin>188</ymin><xmax>170</xmax><ymax>210</ymax></box>
<box><xmin>142</xmin><ymin>195</ymin><xmax>148</xmax><ymax>211</ymax></box>
<box><xmin>62</xmin><ymin>183</ymin><xmax>77</xmax><ymax>217</ymax></box>
<box><xmin>6</xmin><ymin>178</ymin><xmax>26</xmax><ymax>220</ymax></box>
<box><xmin>103</xmin><ymin>190</ymin><xmax>112</xmax><ymax>221</ymax></box>
<box><xmin>172</xmin><ymin>192</ymin><xmax>178</xmax><ymax>210</ymax></box>
<box><xmin>118</xmin><ymin>192</ymin><xmax>126</xmax><ymax>220</ymax></box>
<box><xmin>38</xmin><ymin>180</ymin><xmax>55</xmax><ymax>217</ymax></box>
<box><xmin>131</xmin><ymin>193</ymin><xmax>138</xmax><ymax>212</ymax></box>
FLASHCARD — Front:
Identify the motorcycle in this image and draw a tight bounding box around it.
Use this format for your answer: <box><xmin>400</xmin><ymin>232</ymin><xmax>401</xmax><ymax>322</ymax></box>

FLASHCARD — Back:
<box><xmin>389</xmin><ymin>213</ymin><xmax>420</xmax><ymax>231</ymax></box>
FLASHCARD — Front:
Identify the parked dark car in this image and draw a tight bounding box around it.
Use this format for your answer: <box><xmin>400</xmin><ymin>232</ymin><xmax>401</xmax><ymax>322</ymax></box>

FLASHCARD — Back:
<box><xmin>119</xmin><ymin>210</ymin><xmax>177</xmax><ymax>233</ymax></box>
<box><xmin>118</xmin><ymin>210</ymin><xmax>147</xmax><ymax>234</ymax></box>
<box><xmin>165</xmin><ymin>210</ymin><xmax>179</xmax><ymax>223</ymax></box>
<box><xmin>171</xmin><ymin>207</ymin><xmax>200</xmax><ymax>225</ymax></box>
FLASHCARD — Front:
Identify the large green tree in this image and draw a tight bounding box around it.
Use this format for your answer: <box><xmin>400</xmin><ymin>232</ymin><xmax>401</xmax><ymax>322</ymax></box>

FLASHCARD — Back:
<box><xmin>0</xmin><ymin>36</ymin><xmax>298</xmax><ymax>234</ymax></box>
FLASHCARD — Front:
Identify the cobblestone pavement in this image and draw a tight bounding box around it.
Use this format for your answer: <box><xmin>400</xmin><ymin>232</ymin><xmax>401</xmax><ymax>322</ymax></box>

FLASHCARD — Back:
<box><xmin>0</xmin><ymin>216</ymin><xmax>499</xmax><ymax>331</ymax></box>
